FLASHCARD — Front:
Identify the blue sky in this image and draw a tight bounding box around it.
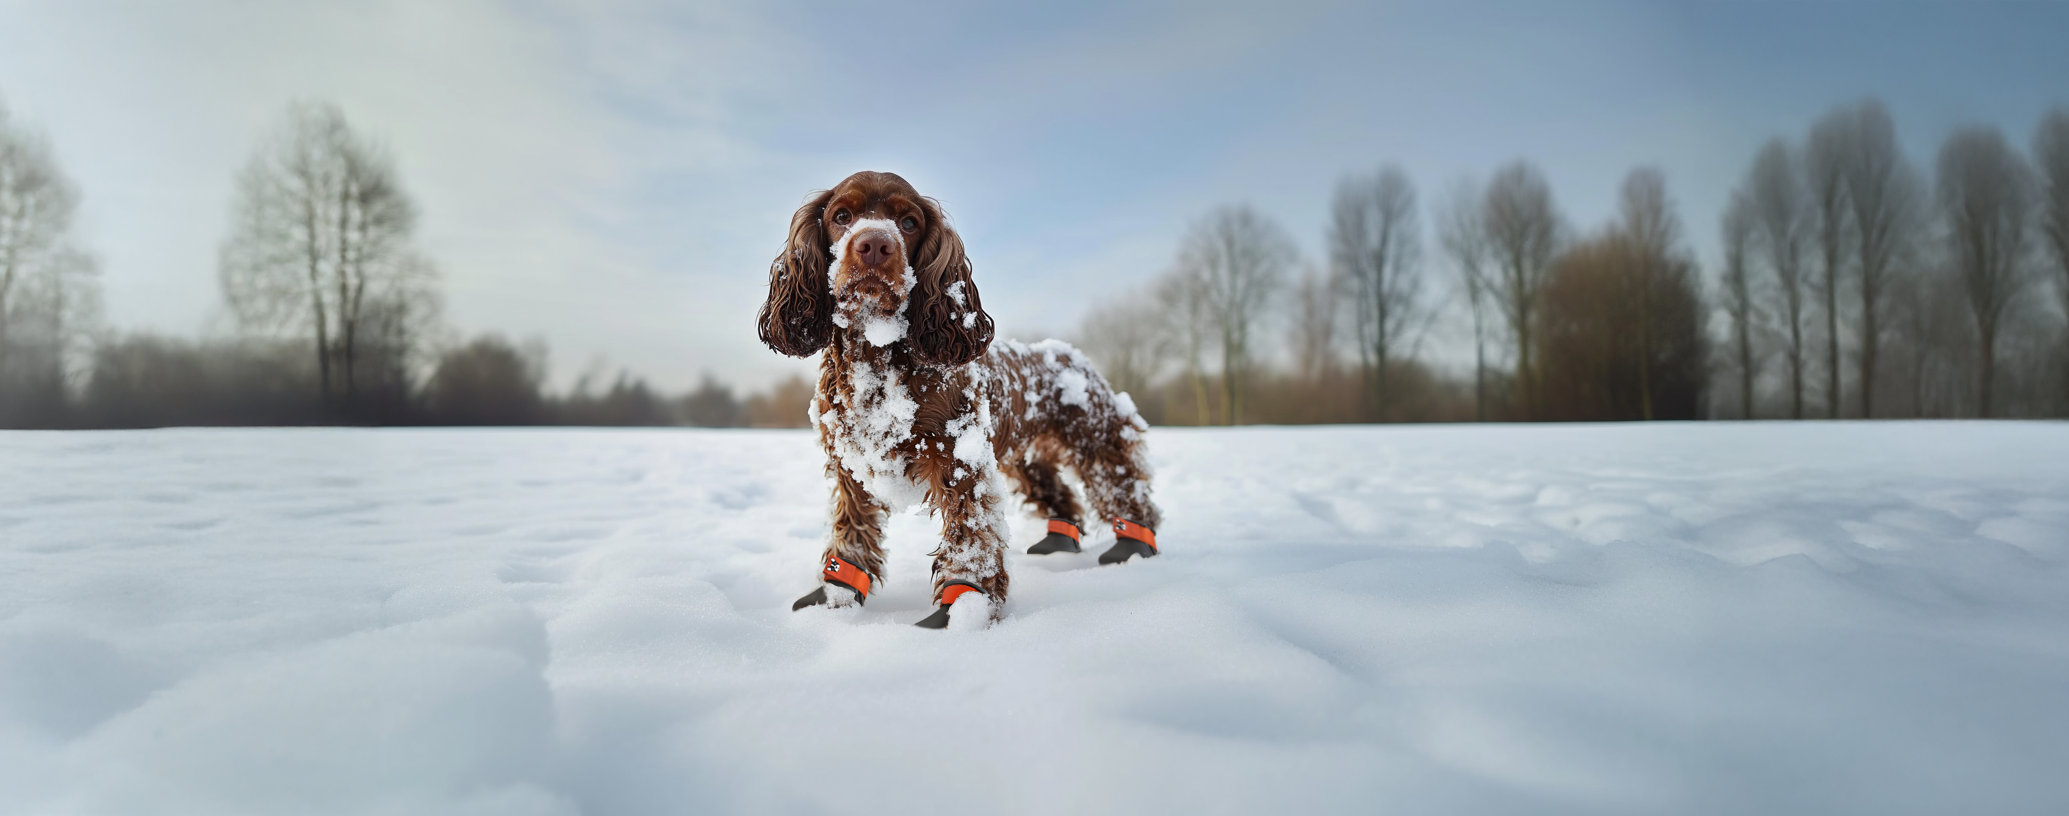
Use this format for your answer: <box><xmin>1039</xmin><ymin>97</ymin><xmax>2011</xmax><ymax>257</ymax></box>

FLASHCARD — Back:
<box><xmin>2</xmin><ymin>0</ymin><xmax>2065</xmax><ymax>389</ymax></box>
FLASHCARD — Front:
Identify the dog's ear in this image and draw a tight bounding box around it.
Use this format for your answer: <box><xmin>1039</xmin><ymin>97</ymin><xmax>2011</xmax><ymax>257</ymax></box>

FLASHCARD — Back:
<box><xmin>906</xmin><ymin>198</ymin><xmax>994</xmax><ymax>367</ymax></box>
<box><xmin>758</xmin><ymin>189</ymin><xmax>837</xmax><ymax>357</ymax></box>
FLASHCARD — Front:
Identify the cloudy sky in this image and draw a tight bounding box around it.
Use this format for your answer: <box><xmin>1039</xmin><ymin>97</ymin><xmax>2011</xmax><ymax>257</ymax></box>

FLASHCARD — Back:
<box><xmin>2</xmin><ymin>0</ymin><xmax>2065</xmax><ymax>391</ymax></box>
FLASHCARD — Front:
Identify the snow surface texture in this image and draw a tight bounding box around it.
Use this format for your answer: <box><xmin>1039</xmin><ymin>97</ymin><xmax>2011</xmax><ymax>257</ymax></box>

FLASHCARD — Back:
<box><xmin>3</xmin><ymin>423</ymin><xmax>2067</xmax><ymax>815</ymax></box>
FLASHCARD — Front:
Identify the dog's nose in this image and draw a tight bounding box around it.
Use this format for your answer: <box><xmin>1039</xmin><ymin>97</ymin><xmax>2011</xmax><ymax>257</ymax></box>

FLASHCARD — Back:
<box><xmin>850</xmin><ymin>228</ymin><xmax>898</xmax><ymax>268</ymax></box>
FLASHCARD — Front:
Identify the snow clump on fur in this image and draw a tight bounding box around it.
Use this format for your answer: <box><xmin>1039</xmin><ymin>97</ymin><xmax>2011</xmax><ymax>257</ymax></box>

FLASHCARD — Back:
<box><xmin>826</xmin><ymin>217</ymin><xmax>915</xmax><ymax>347</ymax></box>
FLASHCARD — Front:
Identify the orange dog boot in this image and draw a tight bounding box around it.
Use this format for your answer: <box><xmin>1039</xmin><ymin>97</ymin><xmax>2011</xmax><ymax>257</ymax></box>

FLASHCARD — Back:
<box><xmin>1026</xmin><ymin>518</ymin><xmax>1082</xmax><ymax>555</ymax></box>
<box><xmin>1096</xmin><ymin>519</ymin><xmax>1158</xmax><ymax>565</ymax></box>
<box><xmin>913</xmin><ymin>580</ymin><xmax>984</xmax><ymax>629</ymax></box>
<box><xmin>792</xmin><ymin>555</ymin><xmax>872</xmax><ymax>610</ymax></box>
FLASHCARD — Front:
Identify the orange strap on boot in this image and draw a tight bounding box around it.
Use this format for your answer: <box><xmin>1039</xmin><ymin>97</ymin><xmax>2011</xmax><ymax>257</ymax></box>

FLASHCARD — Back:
<box><xmin>939</xmin><ymin>581</ymin><xmax>981</xmax><ymax>607</ymax></box>
<box><xmin>1113</xmin><ymin>519</ymin><xmax>1157</xmax><ymax>553</ymax></box>
<box><xmin>823</xmin><ymin>555</ymin><xmax>872</xmax><ymax>597</ymax></box>
<box><xmin>1047</xmin><ymin>519</ymin><xmax>1082</xmax><ymax>543</ymax></box>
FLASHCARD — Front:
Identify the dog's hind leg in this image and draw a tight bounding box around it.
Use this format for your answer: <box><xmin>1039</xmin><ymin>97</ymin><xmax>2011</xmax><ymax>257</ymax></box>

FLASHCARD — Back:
<box><xmin>1006</xmin><ymin>446</ymin><xmax>1085</xmax><ymax>554</ymax></box>
<box><xmin>1070</xmin><ymin>423</ymin><xmax>1163</xmax><ymax>565</ymax></box>
<box><xmin>793</xmin><ymin>463</ymin><xmax>887</xmax><ymax>611</ymax></box>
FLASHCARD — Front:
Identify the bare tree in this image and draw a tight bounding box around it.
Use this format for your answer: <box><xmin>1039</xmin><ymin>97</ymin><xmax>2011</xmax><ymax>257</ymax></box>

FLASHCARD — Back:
<box><xmin>2037</xmin><ymin>108</ymin><xmax>2069</xmax><ymax>403</ymax></box>
<box><xmin>1806</xmin><ymin>109</ymin><xmax>1854</xmax><ymax>418</ymax></box>
<box><xmin>1937</xmin><ymin>126</ymin><xmax>2038</xmax><ymax>418</ymax></box>
<box><xmin>1615</xmin><ymin>167</ymin><xmax>1690</xmax><ymax>420</ymax></box>
<box><xmin>220</xmin><ymin>101</ymin><xmax>437</xmax><ymax>418</ymax></box>
<box><xmin>1177</xmin><ymin>205</ymin><xmax>1295</xmax><ymax>425</ymax></box>
<box><xmin>1077</xmin><ymin>283</ymin><xmax>1171</xmax><ymax>401</ymax></box>
<box><xmin>1481</xmin><ymin>161</ymin><xmax>1563</xmax><ymax>418</ymax></box>
<box><xmin>1155</xmin><ymin>263</ymin><xmax>1216</xmax><ymax>425</ymax></box>
<box><xmin>1288</xmin><ymin>265</ymin><xmax>1343</xmax><ymax>384</ymax></box>
<box><xmin>1721</xmin><ymin>190</ymin><xmax>1759</xmax><ymax>419</ymax></box>
<box><xmin>1744</xmin><ymin>139</ymin><xmax>1813</xmax><ymax>419</ymax></box>
<box><xmin>1837</xmin><ymin>99</ymin><xmax>1923</xmax><ymax>418</ymax></box>
<box><xmin>348</xmin><ymin>255</ymin><xmax>443</xmax><ymax>421</ymax></box>
<box><xmin>1887</xmin><ymin>267</ymin><xmax>1971</xmax><ymax>417</ymax></box>
<box><xmin>1329</xmin><ymin>166</ymin><xmax>1422</xmax><ymax>419</ymax></box>
<box><xmin>1438</xmin><ymin>180</ymin><xmax>1496</xmax><ymax>420</ymax></box>
<box><xmin>0</xmin><ymin>100</ymin><xmax>100</xmax><ymax>425</ymax></box>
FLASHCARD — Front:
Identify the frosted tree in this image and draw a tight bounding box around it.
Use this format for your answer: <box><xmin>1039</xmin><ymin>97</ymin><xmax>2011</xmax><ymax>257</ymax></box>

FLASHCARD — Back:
<box><xmin>0</xmin><ymin>99</ymin><xmax>100</xmax><ymax>424</ymax></box>
<box><xmin>1936</xmin><ymin>126</ymin><xmax>2037</xmax><ymax>418</ymax></box>
<box><xmin>219</xmin><ymin>101</ymin><xmax>438</xmax><ymax>416</ymax></box>
<box><xmin>1329</xmin><ymin>166</ymin><xmax>1422</xmax><ymax>419</ymax></box>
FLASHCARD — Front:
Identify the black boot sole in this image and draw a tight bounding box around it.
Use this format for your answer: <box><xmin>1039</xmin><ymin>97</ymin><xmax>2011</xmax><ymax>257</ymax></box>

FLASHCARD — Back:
<box><xmin>791</xmin><ymin>582</ymin><xmax>863</xmax><ymax>611</ymax></box>
<box><xmin>1097</xmin><ymin>539</ymin><xmax>1158</xmax><ymax>565</ymax></box>
<box><xmin>914</xmin><ymin>580</ymin><xmax>983</xmax><ymax>628</ymax></box>
<box><xmin>1026</xmin><ymin>532</ymin><xmax>1081</xmax><ymax>555</ymax></box>
<box><xmin>913</xmin><ymin>605</ymin><xmax>952</xmax><ymax>628</ymax></box>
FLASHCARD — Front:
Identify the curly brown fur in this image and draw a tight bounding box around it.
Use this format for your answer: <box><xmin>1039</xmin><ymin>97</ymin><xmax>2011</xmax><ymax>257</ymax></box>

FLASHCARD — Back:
<box><xmin>1003</xmin><ymin>451</ymin><xmax>1083</xmax><ymax>525</ymax></box>
<box><xmin>757</xmin><ymin>189</ymin><xmax>837</xmax><ymax>357</ymax></box>
<box><xmin>767</xmin><ymin>171</ymin><xmax>1160</xmax><ymax>625</ymax></box>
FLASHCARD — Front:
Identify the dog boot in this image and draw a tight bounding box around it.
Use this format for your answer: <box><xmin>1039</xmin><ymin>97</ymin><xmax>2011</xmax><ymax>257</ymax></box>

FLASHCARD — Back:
<box><xmin>1026</xmin><ymin>518</ymin><xmax>1083</xmax><ymax>554</ymax></box>
<box><xmin>791</xmin><ymin>555</ymin><xmax>872</xmax><ymax>610</ymax></box>
<box><xmin>1096</xmin><ymin>518</ymin><xmax>1159</xmax><ymax>565</ymax></box>
<box><xmin>913</xmin><ymin>580</ymin><xmax>983</xmax><ymax>629</ymax></box>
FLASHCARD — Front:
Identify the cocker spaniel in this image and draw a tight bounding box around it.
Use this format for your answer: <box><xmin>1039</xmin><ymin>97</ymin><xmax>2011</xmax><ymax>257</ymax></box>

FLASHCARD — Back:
<box><xmin>758</xmin><ymin>171</ymin><xmax>1162</xmax><ymax>628</ymax></box>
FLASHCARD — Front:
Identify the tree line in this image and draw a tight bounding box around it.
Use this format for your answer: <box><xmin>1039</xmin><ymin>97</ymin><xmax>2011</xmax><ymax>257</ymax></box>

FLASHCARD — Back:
<box><xmin>3</xmin><ymin>95</ymin><xmax>2066</xmax><ymax>428</ymax></box>
<box><xmin>1076</xmin><ymin>98</ymin><xmax>2069</xmax><ymax>424</ymax></box>
<box><xmin>1714</xmin><ymin>101</ymin><xmax>2069</xmax><ymax>420</ymax></box>
<box><xmin>0</xmin><ymin>99</ymin><xmax>811</xmax><ymax>429</ymax></box>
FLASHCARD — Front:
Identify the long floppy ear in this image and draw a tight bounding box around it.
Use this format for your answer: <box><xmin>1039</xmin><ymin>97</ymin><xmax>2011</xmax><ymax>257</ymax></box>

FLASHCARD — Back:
<box><xmin>757</xmin><ymin>190</ymin><xmax>837</xmax><ymax>357</ymax></box>
<box><xmin>906</xmin><ymin>197</ymin><xmax>995</xmax><ymax>367</ymax></box>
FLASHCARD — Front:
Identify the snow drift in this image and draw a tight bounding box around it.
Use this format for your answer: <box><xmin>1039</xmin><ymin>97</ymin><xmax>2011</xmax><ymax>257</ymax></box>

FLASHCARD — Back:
<box><xmin>1</xmin><ymin>422</ymin><xmax>2066</xmax><ymax>815</ymax></box>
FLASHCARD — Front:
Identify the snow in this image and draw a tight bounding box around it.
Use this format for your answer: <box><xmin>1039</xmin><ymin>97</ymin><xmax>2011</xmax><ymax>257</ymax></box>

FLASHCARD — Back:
<box><xmin>1023</xmin><ymin>339</ymin><xmax>1096</xmax><ymax>409</ymax></box>
<box><xmin>817</xmin><ymin>354</ymin><xmax>926</xmax><ymax>513</ymax></box>
<box><xmin>3</xmin><ymin>422</ymin><xmax>2068</xmax><ymax>814</ymax></box>
<box><xmin>825</xmin><ymin>216</ymin><xmax>913</xmax><ymax>347</ymax></box>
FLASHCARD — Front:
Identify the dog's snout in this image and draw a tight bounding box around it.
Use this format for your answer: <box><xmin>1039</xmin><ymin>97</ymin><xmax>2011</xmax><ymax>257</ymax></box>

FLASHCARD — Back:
<box><xmin>851</xmin><ymin>228</ymin><xmax>898</xmax><ymax>268</ymax></box>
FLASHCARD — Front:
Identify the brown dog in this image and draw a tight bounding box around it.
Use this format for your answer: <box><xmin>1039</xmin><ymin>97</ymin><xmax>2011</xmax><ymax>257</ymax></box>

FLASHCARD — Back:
<box><xmin>758</xmin><ymin>171</ymin><xmax>1163</xmax><ymax>628</ymax></box>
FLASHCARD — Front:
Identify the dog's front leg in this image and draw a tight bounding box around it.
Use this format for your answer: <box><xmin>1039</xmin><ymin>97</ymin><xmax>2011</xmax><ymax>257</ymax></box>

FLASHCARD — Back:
<box><xmin>914</xmin><ymin>457</ymin><xmax>1011</xmax><ymax>628</ymax></box>
<box><xmin>793</xmin><ymin>463</ymin><xmax>888</xmax><ymax>611</ymax></box>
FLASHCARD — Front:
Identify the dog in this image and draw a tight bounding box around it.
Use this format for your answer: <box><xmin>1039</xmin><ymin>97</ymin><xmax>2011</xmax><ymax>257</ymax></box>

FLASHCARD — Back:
<box><xmin>758</xmin><ymin>171</ymin><xmax>1162</xmax><ymax>628</ymax></box>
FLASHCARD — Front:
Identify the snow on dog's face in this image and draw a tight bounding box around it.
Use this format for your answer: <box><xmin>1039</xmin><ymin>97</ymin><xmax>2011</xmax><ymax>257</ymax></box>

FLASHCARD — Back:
<box><xmin>827</xmin><ymin>216</ymin><xmax>916</xmax><ymax>346</ymax></box>
<box><xmin>758</xmin><ymin>171</ymin><xmax>996</xmax><ymax>366</ymax></box>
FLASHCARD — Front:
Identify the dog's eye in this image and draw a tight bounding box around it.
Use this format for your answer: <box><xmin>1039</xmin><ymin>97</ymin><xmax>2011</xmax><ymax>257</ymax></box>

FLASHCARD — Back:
<box><xmin>832</xmin><ymin>210</ymin><xmax>852</xmax><ymax>226</ymax></box>
<box><xmin>899</xmin><ymin>216</ymin><xmax>918</xmax><ymax>233</ymax></box>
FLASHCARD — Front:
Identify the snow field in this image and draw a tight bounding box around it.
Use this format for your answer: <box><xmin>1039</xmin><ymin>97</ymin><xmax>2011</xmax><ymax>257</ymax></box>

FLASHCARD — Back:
<box><xmin>1</xmin><ymin>423</ymin><xmax>2067</xmax><ymax>815</ymax></box>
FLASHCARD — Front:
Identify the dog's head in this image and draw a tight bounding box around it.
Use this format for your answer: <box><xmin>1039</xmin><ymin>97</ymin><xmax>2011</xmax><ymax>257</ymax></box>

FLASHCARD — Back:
<box><xmin>758</xmin><ymin>171</ymin><xmax>994</xmax><ymax>366</ymax></box>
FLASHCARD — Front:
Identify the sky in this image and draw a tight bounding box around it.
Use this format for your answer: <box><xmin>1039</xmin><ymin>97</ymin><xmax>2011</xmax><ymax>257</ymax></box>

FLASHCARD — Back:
<box><xmin>2</xmin><ymin>0</ymin><xmax>2066</xmax><ymax>391</ymax></box>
